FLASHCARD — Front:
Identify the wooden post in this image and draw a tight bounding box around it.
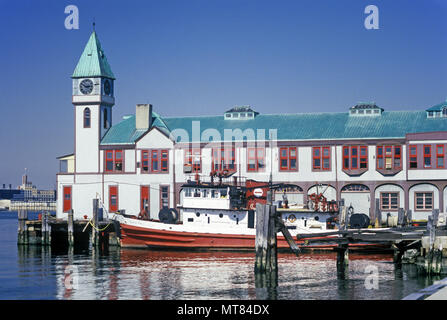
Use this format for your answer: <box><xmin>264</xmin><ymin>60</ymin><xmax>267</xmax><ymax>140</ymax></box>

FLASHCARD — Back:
<box><xmin>339</xmin><ymin>206</ymin><xmax>347</xmax><ymax>231</ymax></box>
<box><xmin>406</xmin><ymin>209</ymin><xmax>412</xmax><ymax>226</ymax></box>
<box><xmin>91</xmin><ymin>199</ymin><xmax>99</xmax><ymax>247</ymax></box>
<box><xmin>375</xmin><ymin>198</ymin><xmax>381</xmax><ymax>228</ymax></box>
<box><xmin>398</xmin><ymin>208</ymin><xmax>405</xmax><ymax>227</ymax></box>
<box><xmin>266</xmin><ymin>205</ymin><xmax>277</xmax><ymax>273</ymax></box>
<box><xmin>41</xmin><ymin>211</ymin><xmax>51</xmax><ymax>246</ymax></box>
<box><xmin>336</xmin><ymin>243</ymin><xmax>349</xmax><ymax>278</ymax></box>
<box><xmin>17</xmin><ymin>210</ymin><xmax>28</xmax><ymax>245</ymax></box>
<box><xmin>68</xmin><ymin>209</ymin><xmax>74</xmax><ymax>247</ymax></box>
<box><xmin>255</xmin><ymin>203</ymin><xmax>270</xmax><ymax>273</ymax></box>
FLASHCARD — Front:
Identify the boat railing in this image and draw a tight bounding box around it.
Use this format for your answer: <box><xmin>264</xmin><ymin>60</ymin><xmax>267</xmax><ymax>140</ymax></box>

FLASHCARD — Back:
<box><xmin>184</xmin><ymin>174</ymin><xmax>247</xmax><ymax>187</ymax></box>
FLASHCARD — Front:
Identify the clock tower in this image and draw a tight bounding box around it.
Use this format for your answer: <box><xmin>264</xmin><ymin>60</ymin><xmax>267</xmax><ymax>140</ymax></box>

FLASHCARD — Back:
<box><xmin>72</xmin><ymin>31</ymin><xmax>115</xmax><ymax>173</ymax></box>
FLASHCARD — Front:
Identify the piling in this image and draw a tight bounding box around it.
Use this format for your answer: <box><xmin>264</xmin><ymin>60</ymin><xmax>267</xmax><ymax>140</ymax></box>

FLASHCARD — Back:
<box><xmin>255</xmin><ymin>202</ymin><xmax>272</xmax><ymax>273</ymax></box>
<box><xmin>68</xmin><ymin>209</ymin><xmax>74</xmax><ymax>247</ymax></box>
<box><xmin>41</xmin><ymin>212</ymin><xmax>51</xmax><ymax>246</ymax></box>
<box><xmin>17</xmin><ymin>210</ymin><xmax>28</xmax><ymax>245</ymax></box>
<box><xmin>91</xmin><ymin>199</ymin><xmax>99</xmax><ymax>247</ymax></box>
<box><xmin>374</xmin><ymin>198</ymin><xmax>382</xmax><ymax>228</ymax></box>
<box><xmin>417</xmin><ymin>209</ymin><xmax>447</xmax><ymax>275</ymax></box>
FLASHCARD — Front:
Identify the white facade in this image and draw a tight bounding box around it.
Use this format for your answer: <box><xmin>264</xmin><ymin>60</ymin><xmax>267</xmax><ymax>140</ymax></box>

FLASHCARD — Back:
<box><xmin>56</xmin><ymin>34</ymin><xmax>447</xmax><ymax>223</ymax></box>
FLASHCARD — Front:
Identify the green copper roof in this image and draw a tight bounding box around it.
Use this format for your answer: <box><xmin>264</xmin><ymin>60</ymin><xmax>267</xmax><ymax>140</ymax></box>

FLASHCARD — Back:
<box><xmin>72</xmin><ymin>32</ymin><xmax>115</xmax><ymax>79</ymax></box>
<box><xmin>101</xmin><ymin>112</ymin><xmax>168</xmax><ymax>145</ymax></box>
<box><xmin>100</xmin><ymin>108</ymin><xmax>447</xmax><ymax>145</ymax></box>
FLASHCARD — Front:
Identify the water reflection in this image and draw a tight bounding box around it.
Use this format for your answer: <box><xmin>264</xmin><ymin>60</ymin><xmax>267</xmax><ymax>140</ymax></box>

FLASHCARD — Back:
<box><xmin>13</xmin><ymin>246</ymin><xmax>439</xmax><ymax>300</ymax></box>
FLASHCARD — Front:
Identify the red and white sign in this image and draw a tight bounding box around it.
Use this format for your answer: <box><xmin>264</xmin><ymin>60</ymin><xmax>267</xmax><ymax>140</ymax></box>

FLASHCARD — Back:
<box><xmin>253</xmin><ymin>188</ymin><xmax>264</xmax><ymax>198</ymax></box>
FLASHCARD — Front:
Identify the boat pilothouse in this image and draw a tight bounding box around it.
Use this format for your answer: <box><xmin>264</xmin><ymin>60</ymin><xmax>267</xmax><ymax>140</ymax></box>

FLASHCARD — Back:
<box><xmin>178</xmin><ymin>180</ymin><xmax>254</xmax><ymax>231</ymax></box>
<box><xmin>177</xmin><ymin>176</ymin><xmax>340</xmax><ymax>234</ymax></box>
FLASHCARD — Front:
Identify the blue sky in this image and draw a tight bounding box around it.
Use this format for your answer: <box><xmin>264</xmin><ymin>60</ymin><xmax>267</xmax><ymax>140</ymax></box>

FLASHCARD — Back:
<box><xmin>0</xmin><ymin>0</ymin><xmax>447</xmax><ymax>188</ymax></box>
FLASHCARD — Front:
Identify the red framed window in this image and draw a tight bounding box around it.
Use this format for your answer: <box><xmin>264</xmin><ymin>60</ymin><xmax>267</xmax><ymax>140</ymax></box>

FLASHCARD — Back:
<box><xmin>415</xmin><ymin>192</ymin><xmax>433</xmax><ymax>211</ymax></box>
<box><xmin>343</xmin><ymin>146</ymin><xmax>368</xmax><ymax>170</ymax></box>
<box><xmin>377</xmin><ymin>146</ymin><xmax>383</xmax><ymax>169</ymax></box>
<box><xmin>161</xmin><ymin>150</ymin><xmax>169</xmax><ymax>172</ymax></box>
<box><xmin>152</xmin><ymin>150</ymin><xmax>159</xmax><ymax>172</ymax></box>
<box><xmin>380</xmin><ymin>192</ymin><xmax>399</xmax><ymax>211</ymax></box>
<box><xmin>105</xmin><ymin>150</ymin><xmax>123</xmax><ymax>172</ymax></box>
<box><xmin>141</xmin><ymin>150</ymin><xmax>150</xmax><ymax>173</ymax></box>
<box><xmin>83</xmin><ymin>108</ymin><xmax>91</xmax><ymax>128</ymax></box>
<box><xmin>376</xmin><ymin>145</ymin><xmax>402</xmax><ymax>170</ymax></box>
<box><xmin>160</xmin><ymin>185</ymin><xmax>170</xmax><ymax>209</ymax></box>
<box><xmin>184</xmin><ymin>148</ymin><xmax>202</xmax><ymax>173</ymax></box>
<box><xmin>360</xmin><ymin>146</ymin><xmax>368</xmax><ymax>169</ymax></box>
<box><xmin>343</xmin><ymin>146</ymin><xmax>349</xmax><ymax>169</ymax></box>
<box><xmin>109</xmin><ymin>186</ymin><xmax>118</xmax><ymax>213</ymax></box>
<box><xmin>279</xmin><ymin>147</ymin><xmax>297</xmax><ymax>171</ymax></box>
<box><xmin>212</xmin><ymin>147</ymin><xmax>236</xmax><ymax>172</ymax></box>
<box><xmin>394</xmin><ymin>146</ymin><xmax>402</xmax><ymax>169</ymax></box>
<box><xmin>436</xmin><ymin>144</ymin><xmax>444</xmax><ymax>168</ymax></box>
<box><xmin>423</xmin><ymin>145</ymin><xmax>431</xmax><ymax>168</ymax></box>
<box><xmin>247</xmin><ymin>147</ymin><xmax>265</xmax><ymax>172</ymax></box>
<box><xmin>313</xmin><ymin>147</ymin><xmax>330</xmax><ymax>170</ymax></box>
<box><xmin>409</xmin><ymin>145</ymin><xmax>418</xmax><ymax>168</ymax></box>
<box><xmin>141</xmin><ymin>149</ymin><xmax>169</xmax><ymax>173</ymax></box>
<box><xmin>63</xmin><ymin>186</ymin><xmax>72</xmax><ymax>213</ymax></box>
<box><xmin>384</xmin><ymin>146</ymin><xmax>393</xmax><ymax>169</ymax></box>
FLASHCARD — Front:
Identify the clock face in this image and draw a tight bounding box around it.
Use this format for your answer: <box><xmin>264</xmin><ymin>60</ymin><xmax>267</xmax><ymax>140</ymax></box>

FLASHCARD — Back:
<box><xmin>80</xmin><ymin>79</ymin><xmax>94</xmax><ymax>95</ymax></box>
<box><xmin>104</xmin><ymin>80</ymin><xmax>111</xmax><ymax>95</ymax></box>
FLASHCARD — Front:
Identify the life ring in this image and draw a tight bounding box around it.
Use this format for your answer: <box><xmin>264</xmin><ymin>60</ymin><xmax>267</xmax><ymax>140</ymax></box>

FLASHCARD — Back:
<box><xmin>288</xmin><ymin>214</ymin><xmax>297</xmax><ymax>223</ymax></box>
<box><xmin>249</xmin><ymin>202</ymin><xmax>256</xmax><ymax>210</ymax></box>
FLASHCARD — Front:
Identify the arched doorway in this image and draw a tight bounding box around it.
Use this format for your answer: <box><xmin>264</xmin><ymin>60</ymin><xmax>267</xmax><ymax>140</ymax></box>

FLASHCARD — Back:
<box><xmin>341</xmin><ymin>184</ymin><xmax>370</xmax><ymax>216</ymax></box>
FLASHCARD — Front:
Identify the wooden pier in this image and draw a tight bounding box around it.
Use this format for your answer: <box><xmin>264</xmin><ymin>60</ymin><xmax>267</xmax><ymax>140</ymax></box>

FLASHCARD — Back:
<box><xmin>17</xmin><ymin>199</ymin><xmax>121</xmax><ymax>252</ymax></box>
<box><xmin>254</xmin><ymin>193</ymin><xmax>447</xmax><ymax>284</ymax></box>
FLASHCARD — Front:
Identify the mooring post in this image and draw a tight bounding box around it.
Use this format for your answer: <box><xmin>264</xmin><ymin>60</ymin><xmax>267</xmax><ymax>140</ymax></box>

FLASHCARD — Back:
<box><xmin>336</xmin><ymin>243</ymin><xmax>349</xmax><ymax>277</ymax></box>
<box><xmin>375</xmin><ymin>198</ymin><xmax>382</xmax><ymax>228</ymax></box>
<box><xmin>91</xmin><ymin>199</ymin><xmax>99</xmax><ymax>248</ymax></box>
<box><xmin>336</xmin><ymin>205</ymin><xmax>349</xmax><ymax>276</ymax></box>
<box><xmin>68</xmin><ymin>209</ymin><xmax>74</xmax><ymax>247</ymax></box>
<box><xmin>255</xmin><ymin>202</ymin><xmax>269</xmax><ymax>273</ymax></box>
<box><xmin>398</xmin><ymin>208</ymin><xmax>405</xmax><ymax>228</ymax></box>
<box><xmin>266</xmin><ymin>204</ymin><xmax>278</xmax><ymax>273</ymax></box>
<box><xmin>338</xmin><ymin>205</ymin><xmax>347</xmax><ymax>231</ymax></box>
<box><xmin>406</xmin><ymin>209</ymin><xmax>412</xmax><ymax>227</ymax></box>
<box><xmin>17</xmin><ymin>210</ymin><xmax>28</xmax><ymax>245</ymax></box>
<box><xmin>41</xmin><ymin>211</ymin><xmax>51</xmax><ymax>246</ymax></box>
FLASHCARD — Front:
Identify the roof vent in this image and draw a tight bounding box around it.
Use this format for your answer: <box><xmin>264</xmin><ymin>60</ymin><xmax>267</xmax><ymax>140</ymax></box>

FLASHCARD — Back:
<box><xmin>349</xmin><ymin>102</ymin><xmax>383</xmax><ymax>116</ymax></box>
<box><xmin>224</xmin><ymin>105</ymin><xmax>258</xmax><ymax>120</ymax></box>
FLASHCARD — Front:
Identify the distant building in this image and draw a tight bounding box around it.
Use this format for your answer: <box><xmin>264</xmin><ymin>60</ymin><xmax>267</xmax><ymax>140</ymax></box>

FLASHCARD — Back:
<box><xmin>56</xmin><ymin>31</ymin><xmax>447</xmax><ymax>222</ymax></box>
<box><xmin>1</xmin><ymin>174</ymin><xmax>56</xmax><ymax>211</ymax></box>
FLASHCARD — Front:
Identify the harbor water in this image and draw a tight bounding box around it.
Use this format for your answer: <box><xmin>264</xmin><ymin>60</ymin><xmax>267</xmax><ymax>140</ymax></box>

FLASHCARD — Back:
<box><xmin>0</xmin><ymin>210</ymin><xmax>439</xmax><ymax>300</ymax></box>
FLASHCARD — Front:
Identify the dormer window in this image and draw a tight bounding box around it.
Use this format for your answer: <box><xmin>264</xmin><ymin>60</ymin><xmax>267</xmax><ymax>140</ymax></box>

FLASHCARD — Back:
<box><xmin>224</xmin><ymin>106</ymin><xmax>258</xmax><ymax>120</ymax></box>
<box><xmin>426</xmin><ymin>101</ymin><xmax>447</xmax><ymax>118</ymax></box>
<box><xmin>349</xmin><ymin>103</ymin><xmax>383</xmax><ymax>117</ymax></box>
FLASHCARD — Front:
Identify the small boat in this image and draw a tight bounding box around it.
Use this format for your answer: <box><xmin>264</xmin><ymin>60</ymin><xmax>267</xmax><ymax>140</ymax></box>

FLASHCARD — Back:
<box><xmin>113</xmin><ymin>177</ymin><xmax>390</xmax><ymax>252</ymax></box>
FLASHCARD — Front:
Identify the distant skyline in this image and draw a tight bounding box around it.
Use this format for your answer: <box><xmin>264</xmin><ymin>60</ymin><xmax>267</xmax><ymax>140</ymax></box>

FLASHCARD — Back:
<box><xmin>1</xmin><ymin>0</ymin><xmax>447</xmax><ymax>188</ymax></box>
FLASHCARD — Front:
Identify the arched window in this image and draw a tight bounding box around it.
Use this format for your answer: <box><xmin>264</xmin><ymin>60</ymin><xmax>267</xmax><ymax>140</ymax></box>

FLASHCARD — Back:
<box><xmin>103</xmin><ymin>108</ymin><xmax>108</xmax><ymax>129</ymax></box>
<box><xmin>83</xmin><ymin>108</ymin><xmax>91</xmax><ymax>128</ymax></box>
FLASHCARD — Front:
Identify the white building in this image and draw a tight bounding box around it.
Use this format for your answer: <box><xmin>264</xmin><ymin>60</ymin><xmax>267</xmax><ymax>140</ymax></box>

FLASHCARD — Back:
<box><xmin>56</xmin><ymin>31</ymin><xmax>447</xmax><ymax>223</ymax></box>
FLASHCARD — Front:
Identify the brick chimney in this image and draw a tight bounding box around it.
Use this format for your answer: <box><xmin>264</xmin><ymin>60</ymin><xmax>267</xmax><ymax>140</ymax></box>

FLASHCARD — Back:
<box><xmin>135</xmin><ymin>104</ymin><xmax>153</xmax><ymax>130</ymax></box>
